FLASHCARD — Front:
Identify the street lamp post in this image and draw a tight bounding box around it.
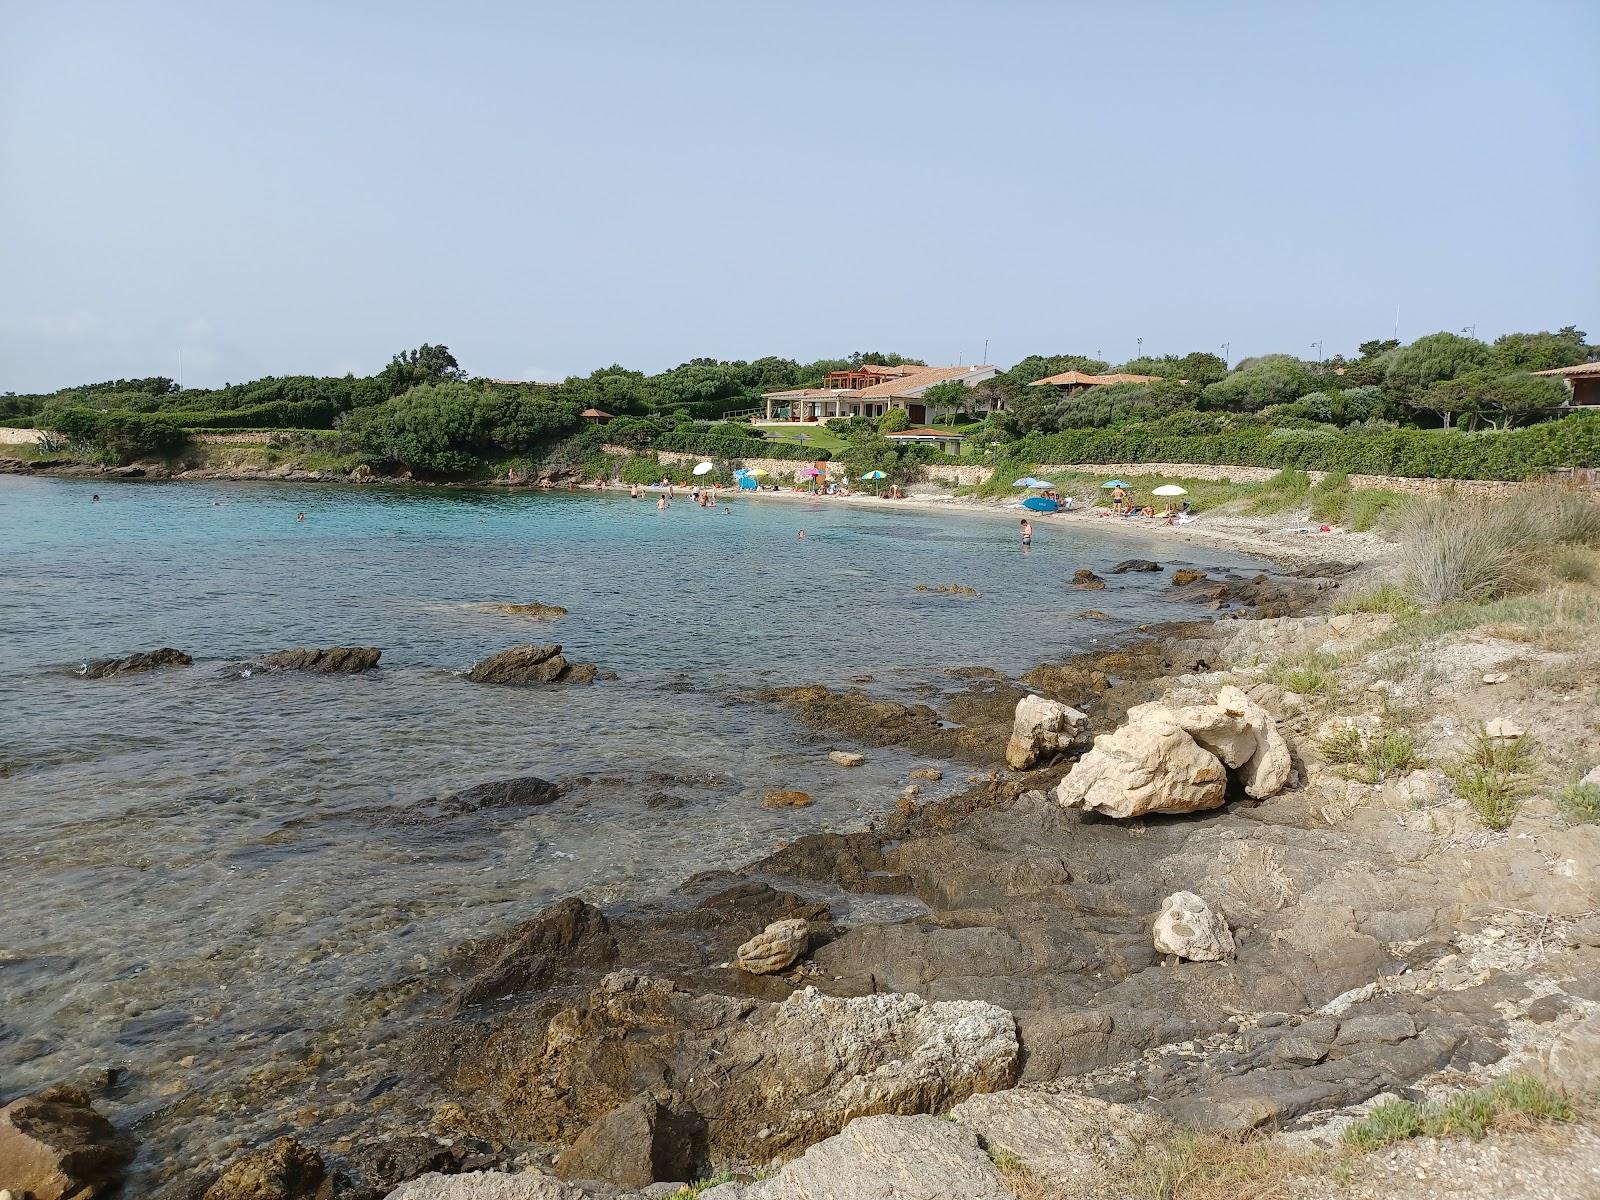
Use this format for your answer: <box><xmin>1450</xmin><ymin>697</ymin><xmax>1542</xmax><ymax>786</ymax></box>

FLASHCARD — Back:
<box><xmin>1136</xmin><ymin>337</ymin><xmax>1143</xmax><ymax>360</ymax></box>
<box><xmin>1312</xmin><ymin>341</ymin><xmax>1324</xmax><ymax>367</ymax></box>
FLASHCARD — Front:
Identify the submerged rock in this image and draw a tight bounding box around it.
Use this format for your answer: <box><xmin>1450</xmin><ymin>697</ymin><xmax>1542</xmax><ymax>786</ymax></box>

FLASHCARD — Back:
<box><xmin>828</xmin><ymin>750</ymin><xmax>866</xmax><ymax>768</ymax></box>
<box><xmin>0</xmin><ymin>1085</ymin><xmax>133</xmax><ymax>1200</ymax></box>
<box><xmin>1152</xmin><ymin>891</ymin><xmax>1235</xmax><ymax>961</ymax></box>
<box><xmin>1171</xmin><ymin>568</ymin><xmax>1208</xmax><ymax>586</ymax></box>
<box><xmin>246</xmin><ymin>646</ymin><xmax>382</xmax><ymax>674</ymax></box>
<box><xmin>1056</xmin><ymin>712</ymin><xmax>1227</xmax><ymax>818</ymax></box>
<box><xmin>1071</xmin><ymin>569</ymin><xmax>1106</xmax><ymax>589</ymax></box>
<box><xmin>466</xmin><ymin>644</ymin><xmax>607</xmax><ymax>686</ymax></box>
<box><xmin>1005</xmin><ymin>695</ymin><xmax>1089</xmax><ymax>771</ymax></box>
<box><xmin>201</xmin><ymin>1136</ymin><xmax>324</xmax><ymax>1200</ymax></box>
<box><xmin>1111</xmin><ymin>559</ymin><xmax>1162</xmax><ymax>573</ymax></box>
<box><xmin>496</xmin><ymin>602</ymin><xmax>568</xmax><ymax>620</ymax></box>
<box><xmin>734</xmin><ymin>918</ymin><xmax>811</xmax><ymax>974</ymax></box>
<box><xmin>76</xmin><ymin>647</ymin><xmax>192</xmax><ymax>679</ymax></box>
<box><xmin>762</xmin><ymin>789</ymin><xmax>814</xmax><ymax>809</ymax></box>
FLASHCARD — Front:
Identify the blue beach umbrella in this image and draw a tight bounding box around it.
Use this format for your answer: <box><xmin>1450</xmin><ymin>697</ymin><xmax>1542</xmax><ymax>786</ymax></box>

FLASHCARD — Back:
<box><xmin>1023</xmin><ymin>496</ymin><xmax>1059</xmax><ymax>513</ymax></box>
<box><xmin>1101</xmin><ymin>479</ymin><xmax>1128</xmax><ymax>489</ymax></box>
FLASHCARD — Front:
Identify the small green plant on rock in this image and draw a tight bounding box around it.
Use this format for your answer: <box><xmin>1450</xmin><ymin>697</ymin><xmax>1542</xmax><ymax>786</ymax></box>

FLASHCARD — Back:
<box><xmin>1334</xmin><ymin>583</ymin><xmax>1420</xmax><ymax>618</ymax></box>
<box><xmin>1556</xmin><ymin>781</ymin><xmax>1600</xmax><ymax>825</ymax></box>
<box><xmin>1269</xmin><ymin>651</ymin><xmax>1341</xmax><ymax>697</ymax></box>
<box><xmin>1445</xmin><ymin>727</ymin><xmax>1537</xmax><ymax>830</ymax></box>
<box><xmin>1342</xmin><ymin>1074</ymin><xmax>1572</xmax><ymax>1151</ymax></box>
<box><xmin>1318</xmin><ymin>726</ymin><xmax>1420</xmax><ymax>783</ymax></box>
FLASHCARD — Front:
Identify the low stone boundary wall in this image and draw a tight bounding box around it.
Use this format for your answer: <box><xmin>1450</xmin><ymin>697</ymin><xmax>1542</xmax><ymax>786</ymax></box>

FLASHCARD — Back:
<box><xmin>192</xmin><ymin>431</ymin><xmax>278</xmax><ymax>445</ymax></box>
<box><xmin>604</xmin><ymin>445</ymin><xmax>823</xmax><ymax>479</ymax></box>
<box><xmin>0</xmin><ymin>426</ymin><xmax>44</xmax><ymax>445</ymax></box>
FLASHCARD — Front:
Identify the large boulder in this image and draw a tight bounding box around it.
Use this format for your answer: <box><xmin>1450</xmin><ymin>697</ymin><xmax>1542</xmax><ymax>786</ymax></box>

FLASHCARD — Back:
<box><xmin>1152</xmin><ymin>891</ymin><xmax>1236</xmax><ymax>961</ymax></box>
<box><xmin>734</xmin><ymin>918</ymin><xmax>810</xmax><ymax>975</ymax></box>
<box><xmin>1167</xmin><ymin>686</ymin><xmax>1291</xmax><ymax>799</ymax></box>
<box><xmin>949</xmin><ymin>1089</ymin><xmax>1158</xmax><ymax>1189</ymax></box>
<box><xmin>201</xmin><ymin>1136</ymin><xmax>325</xmax><ymax>1200</ymax></box>
<box><xmin>506</xmin><ymin>972</ymin><xmax>1018</xmax><ymax>1168</ymax></box>
<box><xmin>248</xmin><ymin>646</ymin><xmax>382</xmax><ymax>673</ymax></box>
<box><xmin>1056</xmin><ymin>712</ymin><xmax>1227</xmax><ymax>818</ymax></box>
<box><xmin>76</xmin><ymin>647</ymin><xmax>191</xmax><ymax>678</ymax></box>
<box><xmin>552</xmin><ymin>1091</ymin><xmax>705</xmax><ymax>1187</ymax></box>
<box><xmin>1005</xmin><ymin>695</ymin><xmax>1089</xmax><ymax>771</ymax></box>
<box><xmin>0</xmin><ymin>1086</ymin><xmax>133</xmax><ymax>1200</ymax></box>
<box><xmin>466</xmin><ymin>644</ymin><xmax>605</xmax><ymax>686</ymax></box>
<box><xmin>1110</xmin><ymin>559</ymin><xmax>1161</xmax><ymax>573</ymax></box>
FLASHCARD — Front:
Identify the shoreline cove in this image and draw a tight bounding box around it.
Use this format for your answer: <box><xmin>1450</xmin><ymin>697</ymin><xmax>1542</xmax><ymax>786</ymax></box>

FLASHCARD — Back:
<box><xmin>4</xmin><ymin>475</ymin><xmax>1596</xmax><ymax>1200</ymax></box>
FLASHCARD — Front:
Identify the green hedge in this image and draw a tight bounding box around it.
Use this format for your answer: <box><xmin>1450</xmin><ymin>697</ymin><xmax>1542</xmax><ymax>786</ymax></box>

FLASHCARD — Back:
<box><xmin>1003</xmin><ymin>412</ymin><xmax>1599</xmax><ymax>481</ymax></box>
<box><xmin>164</xmin><ymin>398</ymin><xmax>340</xmax><ymax>430</ymax></box>
<box><xmin>652</xmin><ymin>430</ymin><xmax>830</xmax><ymax>461</ymax></box>
<box><xmin>37</xmin><ymin>406</ymin><xmax>188</xmax><ymax>462</ymax></box>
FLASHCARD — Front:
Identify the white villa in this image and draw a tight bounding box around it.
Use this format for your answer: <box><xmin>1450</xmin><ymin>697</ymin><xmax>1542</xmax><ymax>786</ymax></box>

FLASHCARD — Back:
<box><xmin>759</xmin><ymin>363</ymin><xmax>1000</xmax><ymax>426</ymax></box>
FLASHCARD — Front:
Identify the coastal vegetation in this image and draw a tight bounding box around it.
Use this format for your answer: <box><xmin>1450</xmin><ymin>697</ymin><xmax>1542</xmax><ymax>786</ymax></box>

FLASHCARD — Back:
<box><xmin>6</xmin><ymin>328</ymin><xmax>1597</xmax><ymax>485</ymax></box>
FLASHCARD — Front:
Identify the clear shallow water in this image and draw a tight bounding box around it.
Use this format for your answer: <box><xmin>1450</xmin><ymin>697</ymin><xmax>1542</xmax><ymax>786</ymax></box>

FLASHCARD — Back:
<box><xmin>0</xmin><ymin>475</ymin><xmax>1267</xmax><ymax>1147</ymax></box>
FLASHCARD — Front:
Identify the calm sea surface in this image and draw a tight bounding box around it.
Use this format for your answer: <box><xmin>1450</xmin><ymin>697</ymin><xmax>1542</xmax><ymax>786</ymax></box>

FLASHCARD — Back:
<box><xmin>0</xmin><ymin>474</ymin><xmax>1268</xmax><ymax>1156</ymax></box>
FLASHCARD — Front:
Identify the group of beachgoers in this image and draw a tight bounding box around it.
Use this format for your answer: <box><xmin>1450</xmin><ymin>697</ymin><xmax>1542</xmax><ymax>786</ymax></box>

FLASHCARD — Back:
<box><xmin>629</xmin><ymin>477</ymin><xmax>737</xmax><ymax>513</ymax></box>
<box><xmin>1103</xmin><ymin>484</ymin><xmax>1192</xmax><ymax>526</ymax></box>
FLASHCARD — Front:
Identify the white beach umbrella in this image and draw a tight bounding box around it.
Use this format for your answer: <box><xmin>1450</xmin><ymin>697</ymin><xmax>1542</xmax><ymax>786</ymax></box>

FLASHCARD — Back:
<box><xmin>692</xmin><ymin>461</ymin><xmax>715</xmax><ymax>476</ymax></box>
<box><xmin>1151</xmin><ymin>484</ymin><xmax>1188</xmax><ymax>497</ymax></box>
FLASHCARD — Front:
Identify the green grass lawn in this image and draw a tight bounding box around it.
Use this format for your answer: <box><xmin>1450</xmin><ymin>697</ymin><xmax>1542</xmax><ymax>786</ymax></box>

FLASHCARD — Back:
<box><xmin>753</xmin><ymin>425</ymin><xmax>847</xmax><ymax>453</ymax></box>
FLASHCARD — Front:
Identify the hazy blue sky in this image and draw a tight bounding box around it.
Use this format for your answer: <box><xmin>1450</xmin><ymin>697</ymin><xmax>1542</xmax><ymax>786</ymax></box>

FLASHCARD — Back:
<box><xmin>3</xmin><ymin>1</ymin><xmax>1596</xmax><ymax>391</ymax></box>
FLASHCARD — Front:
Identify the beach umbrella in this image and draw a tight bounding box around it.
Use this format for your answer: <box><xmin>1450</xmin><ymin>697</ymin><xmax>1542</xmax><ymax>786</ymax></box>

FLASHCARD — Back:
<box><xmin>692</xmin><ymin>461</ymin><xmax>715</xmax><ymax>476</ymax></box>
<box><xmin>1100</xmin><ymin>479</ymin><xmax>1128</xmax><ymax>489</ymax></box>
<box><xmin>801</xmin><ymin>466</ymin><xmax>822</xmax><ymax>477</ymax></box>
<box><xmin>861</xmin><ymin>468</ymin><xmax>886</xmax><ymax>496</ymax></box>
<box><xmin>1023</xmin><ymin>496</ymin><xmax>1059</xmax><ymax>513</ymax></box>
<box><xmin>1151</xmin><ymin>484</ymin><xmax>1187</xmax><ymax>497</ymax></box>
<box><xmin>744</xmin><ymin>467</ymin><xmax>768</xmax><ymax>478</ymax></box>
<box><xmin>1012</xmin><ymin>477</ymin><xmax>1034</xmax><ymax>488</ymax></box>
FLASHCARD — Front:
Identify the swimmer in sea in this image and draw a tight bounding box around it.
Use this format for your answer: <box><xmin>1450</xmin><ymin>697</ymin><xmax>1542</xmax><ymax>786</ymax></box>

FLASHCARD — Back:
<box><xmin>1020</xmin><ymin>518</ymin><xmax>1032</xmax><ymax>547</ymax></box>
<box><xmin>297</xmin><ymin>512</ymin><xmax>305</xmax><ymax>522</ymax></box>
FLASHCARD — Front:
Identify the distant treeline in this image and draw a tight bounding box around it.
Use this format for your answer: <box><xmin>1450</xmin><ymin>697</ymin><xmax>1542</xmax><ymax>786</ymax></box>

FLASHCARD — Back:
<box><xmin>8</xmin><ymin>331</ymin><xmax>1597</xmax><ymax>480</ymax></box>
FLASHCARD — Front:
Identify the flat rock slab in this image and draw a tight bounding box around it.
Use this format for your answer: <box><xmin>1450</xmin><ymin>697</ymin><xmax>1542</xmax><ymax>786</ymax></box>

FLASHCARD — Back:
<box><xmin>724</xmin><ymin>1115</ymin><xmax>1012</xmax><ymax>1200</ymax></box>
<box><xmin>949</xmin><ymin>1089</ymin><xmax>1158</xmax><ymax>1186</ymax></box>
<box><xmin>384</xmin><ymin>1172</ymin><xmax>593</xmax><ymax>1200</ymax></box>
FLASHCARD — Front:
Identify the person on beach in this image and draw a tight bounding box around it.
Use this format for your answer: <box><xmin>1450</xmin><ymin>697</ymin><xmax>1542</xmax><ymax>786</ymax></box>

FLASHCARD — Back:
<box><xmin>1111</xmin><ymin>485</ymin><xmax>1127</xmax><ymax>513</ymax></box>
<box><xmin>1020</xmin><ymin>518</ymin><xmax>1032</xmax><ymax>547</ymax></box>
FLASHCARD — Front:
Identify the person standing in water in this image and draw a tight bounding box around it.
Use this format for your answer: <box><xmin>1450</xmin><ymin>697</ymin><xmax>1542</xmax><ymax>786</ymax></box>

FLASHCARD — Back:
<box><xmin>1020</xmin><ymin>518</ymin><xmax>1032</xmax><ymax>547</ymax></box>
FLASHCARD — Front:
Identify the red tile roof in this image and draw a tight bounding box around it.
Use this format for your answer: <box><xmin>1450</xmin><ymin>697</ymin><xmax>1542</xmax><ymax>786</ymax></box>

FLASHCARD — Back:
<box><xmin>1533</xmin><ymin>362</ymin><xmax>1600</xmax><ymax>379</ymax></box>
<box><xmin>1029</xmin><ymin>370</ymin><xmax>1163</xmax><ymax>387</ymax></box>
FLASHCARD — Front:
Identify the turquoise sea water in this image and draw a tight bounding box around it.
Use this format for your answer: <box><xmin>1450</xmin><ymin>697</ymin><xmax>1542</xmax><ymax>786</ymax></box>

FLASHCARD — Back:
<box><xmin>0</xmin><ymin>474</ymin><xmax>1268</xmax><ymax>1162</ymax></box>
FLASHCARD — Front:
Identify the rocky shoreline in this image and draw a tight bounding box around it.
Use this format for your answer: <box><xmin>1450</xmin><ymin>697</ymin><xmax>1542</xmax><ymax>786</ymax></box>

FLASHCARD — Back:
<box><xmin>6</xmin><ymin>546</ymin><xmax>1597</xmax><ymax>1199</ymax></box>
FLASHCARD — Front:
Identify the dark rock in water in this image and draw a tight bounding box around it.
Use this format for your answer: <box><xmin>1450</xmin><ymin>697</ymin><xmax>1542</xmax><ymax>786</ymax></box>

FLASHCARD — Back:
<box><xmin>335</xmin><ymin>1136</ymin><xmax>481</xmax><ymax>1200</ymax></box>
<box><xmin>450</xmin><ymin>896</ymin><xmax>619</xmax><ymax>1012</ymax></box>
<box><xmin>1071</xmin><ymin>569</ymin><xmax>1106</xmax><ymax>589</ymax></box>
<box><xmin>76</xmin><ymin>647</ymin><xmax>192</xmax><ymax>679</ymax></box>
<box><xmin>553</xmin><ymin>1091</ymin><xmax>707</xmax><ymax>1187</ymax></box>
<box><xmin>0</xmin><ymin>1084</ymin><xmax>134</xmax><ymax>1200</ymax></box>
<box><xmin>466</xmin><ymin>643</ymin><xmax>606</xmax><ymax>686</ymax></box>
<box><xmin>248</xmin><ymin>646</ymin><xmax>382</xmax><ymax>674</ymax></box>
<box><xmin>436</xmin><ymin>776</ymin><xmax>560</xmax><ymax>814</ymax></box>
<box><xmin>1170</xmin><ymin>568</ymin><xmax>1208</xmax><ymax>586</ymax></box>
<box><xmin>1111</xmin><ymin>559</ymin><xmax>1162</xmax><ymax>573</ymax></box>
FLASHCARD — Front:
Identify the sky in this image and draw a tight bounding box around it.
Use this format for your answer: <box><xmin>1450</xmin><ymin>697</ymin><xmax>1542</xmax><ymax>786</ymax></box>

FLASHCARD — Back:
<box><xmin>2</xmin><ymin>1</ymin><xmax>1597</xmax><ymax>392</ymax></box>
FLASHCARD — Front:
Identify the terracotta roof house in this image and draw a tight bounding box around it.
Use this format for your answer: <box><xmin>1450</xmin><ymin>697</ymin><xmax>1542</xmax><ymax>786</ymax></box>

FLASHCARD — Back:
<box><xmin>580</xmin><ymin>408</ymin><xmax>615</xmax><ymax>424</ymax></box>
<box><xmin>1533</xmin><ymin>362</ymin><xmax>1600</xmax><ymax>409</ymax></box>
<box><xmin>1028</xmin><ymin>370</ymin><xmax>1163</xmax><ymax>393</ymax></box>
<box><xmin>761</xmin><ymin>363</ymin><xmax>1000</xmax><ymax>425</ymax></box>
<box><xmin>886</xmin><ymin>427</ymin><xmax>967</xmax><ymax>454</ymax></box>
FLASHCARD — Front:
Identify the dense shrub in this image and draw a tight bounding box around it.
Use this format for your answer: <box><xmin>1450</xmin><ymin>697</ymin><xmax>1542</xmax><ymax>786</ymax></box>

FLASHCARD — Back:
<box><xmin>997</xmin><ymin>411</ymin><xmax>1599</xmax><ymax>481</ymax></box>
<box><xmin>163</xmin><ymin>398</ymin><xmax>341</xmax><ymax>430</ymax></box>
<box><xmin>652</xmin><ymin>430</ymin><xmax>828</xmax><ymax>461</ymax></box>
<box><xmin>36</xmin><ymin>405</ymin><xmax>187</xmax><ymax>463</ymax></box>
<box><xmin>343</xmin><ymin>383</ymin><xmax>583</xmax><ymax>474</ymax></box>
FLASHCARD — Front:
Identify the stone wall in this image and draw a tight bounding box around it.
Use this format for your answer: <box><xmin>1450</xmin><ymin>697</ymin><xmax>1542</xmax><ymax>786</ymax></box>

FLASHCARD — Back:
<box><xmin>192</xmin><ymin>431</ymin><xmax>277</xmax><ymax>445</ymax></box>
<box><xmin>0</xmin><ymin>426</ymin><xmax>44</xmax><ymax>445</ymax></box>
<box><xmin>603</xmin><ymin>445</ymin><xmax>826</xmax><ymax>480</ymax></box>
